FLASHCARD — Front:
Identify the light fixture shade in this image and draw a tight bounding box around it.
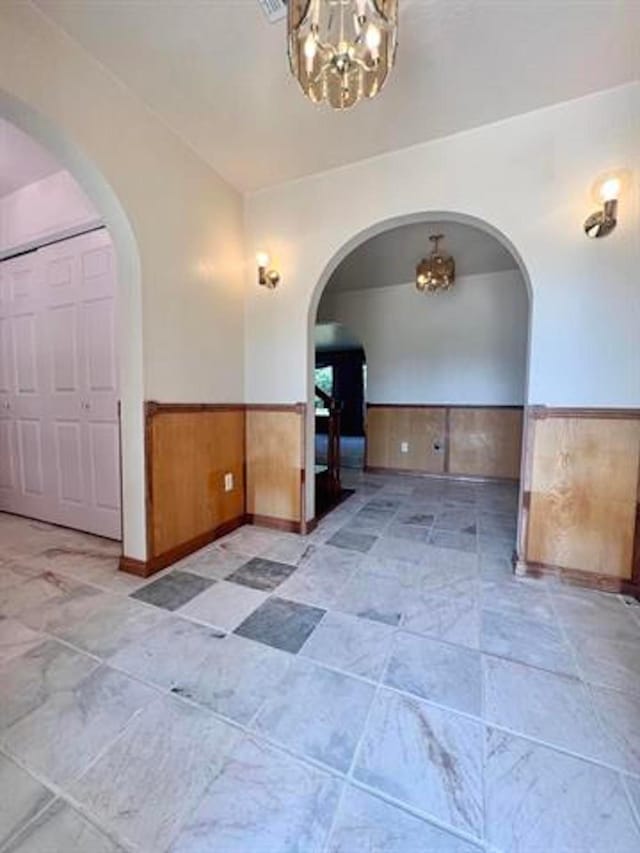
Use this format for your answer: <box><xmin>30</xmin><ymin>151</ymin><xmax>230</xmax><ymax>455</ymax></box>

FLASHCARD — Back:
<box><xmin>415</xmin><ymin>234</ymin><xmax>455</xmax><ymax>294</ymax></box>
<box><xmin>288</xmin><ymin>0</ymin><xmax>398</xmax><ymax>110</ymax></box>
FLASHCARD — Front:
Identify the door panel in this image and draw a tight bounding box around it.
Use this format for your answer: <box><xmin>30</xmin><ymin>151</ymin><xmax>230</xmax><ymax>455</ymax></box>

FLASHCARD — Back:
<box><xmin>54</xmin><ymin>420</ymin><xmax>84</xmax><ymax>504</ymax></box>
<box><xmin>17</xmin><ymin>418</ymin><xmax>45</xmax><ymax>495</ymax></box>
<box><xmin>88</xmin><ymin>421</ymin><xmax>120</xmax><ymax>510</ymax></box>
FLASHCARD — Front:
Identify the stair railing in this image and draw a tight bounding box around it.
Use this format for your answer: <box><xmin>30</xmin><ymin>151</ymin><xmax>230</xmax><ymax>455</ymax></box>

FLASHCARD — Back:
<box><xmin>315</xmin><ymin>385</ymin><xmax>342</xmax><ymax>498</ymax></box>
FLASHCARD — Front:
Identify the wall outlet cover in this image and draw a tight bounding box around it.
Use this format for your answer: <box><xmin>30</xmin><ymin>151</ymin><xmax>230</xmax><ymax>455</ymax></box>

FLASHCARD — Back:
<box><xmin>224</xmin><ymin>472</ymin><xmax>234</xmax><ymax>492</ymax></box>
<box><xmin>400</xmin><ymin>441</ymin><xmax>409</xmax><ymax>453</ymax></box>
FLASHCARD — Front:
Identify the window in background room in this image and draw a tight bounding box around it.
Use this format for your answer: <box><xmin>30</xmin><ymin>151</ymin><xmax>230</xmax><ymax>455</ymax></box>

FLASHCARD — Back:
<box><xmin>315</xmin><ymin>365</ymin><xmax>334</xmax><ymax>416</ymax></box>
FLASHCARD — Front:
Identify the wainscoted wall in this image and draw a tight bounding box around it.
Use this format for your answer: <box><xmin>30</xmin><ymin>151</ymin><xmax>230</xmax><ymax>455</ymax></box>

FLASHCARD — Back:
<box><xmin>517</xmin><ymin>407</ymin><xmax>640</xmax><ymax>593</ymax></box>
<box><xmin>366</xmin><ymin>405</ymin><xmax>523</xmax><ymax>480</ymax></box>
<box><xmin>245</xmin><ymin>405</ymin><xmax>306</xmax><ymax>530</ymax></box>
<box><xmin>120</xmin><ymin>402</ymin><xmax>306</xmax><ymax>577</ymax></box>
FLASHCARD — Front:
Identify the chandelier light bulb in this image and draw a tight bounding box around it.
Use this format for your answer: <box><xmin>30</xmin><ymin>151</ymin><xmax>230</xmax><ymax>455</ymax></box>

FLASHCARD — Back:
<box><xmin>599</xmin><ymin>177</ymin><xmax>621</xmax><ymax>203</ymax></box>
<box><xmin>366</xmin><ymin>23</ymin><xmax>382</xmax><ymax>60</ymax></box>
<box><xmin>256</xmin><ymin>251</ymin><xmax>269</xmax><ymax>268</ymax></box>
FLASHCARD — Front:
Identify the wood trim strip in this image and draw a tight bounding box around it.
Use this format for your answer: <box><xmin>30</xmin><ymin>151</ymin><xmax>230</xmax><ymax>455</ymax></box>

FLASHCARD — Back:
<box><xmin>146</xmin><ymin>401</ymin><xmax>306</xmax><ymax>415</ymax></box>
<box><xmin>366</xmin><ymin>403</ymin><xmax>524</xmax><ymax>411</ymax></box>
<box><xmin>245</xmin><ymin>403</ymin><xmax>306</xmax><ymax>413</ymax></box>
<box><xmin>119</xmin><ymin>515</ymin><xmax>245</xmax><ymax>578</ymax></box>
<box><xmin>518</xmin><ymin>559</ymin><xmax>640</xmax><ymax>597</ymax></box>
<box><xmin>527</xmin><ymin>406</ymin><xmax>640</xmax><ymax>420</ymax></box>
<box><xmin>443</xmin><ymin>407</ymin><xmax>451</xmax><ymax>474</ymax></box>
<box><xmin>245</xmin><ymin>513</ymin><xmax>304</xmax><ymax>534</ymax></box>
<box><xmin>364</xmin><ymin>465</ymin><xmax>517</xmax><ymax>484</ymax></box>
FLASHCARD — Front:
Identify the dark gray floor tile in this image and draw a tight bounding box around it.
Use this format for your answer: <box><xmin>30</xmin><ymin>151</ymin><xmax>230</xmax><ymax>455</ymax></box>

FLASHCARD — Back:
<box><xmin>327</xmin><ymin>530</ymin><xmax>378</xmax><ymax>553</ymax></box>
<box><xmin>131</xmin><ymin>571</ymin><xmax>214</xmax><ymax>611</ymax></box>
<box><xmin>227</xmin><ymin>557</ymin><xmax>297</xmax><ymax>591</ymax></box>
<box><xmin>234</xmin><ymin>596</ymin><xmax>325</xmax><ymax>653</ymax></box>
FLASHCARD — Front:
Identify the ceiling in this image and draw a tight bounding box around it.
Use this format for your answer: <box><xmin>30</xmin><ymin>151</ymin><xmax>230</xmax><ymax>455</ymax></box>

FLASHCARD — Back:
<box><xmin>0</xmin><ymin>119</ymin><xmax>61</xmax><ymax>197</ymax></box>
<box><xmin>315</xmin><ymin>322</ymin><xmax>363</xmax><ymax>352</ymax></box>
<box><xmin>324</xmin><ymin>220</ymin><xmax>518</xmax><ymax>294</ymax></box>
<box><xmin>34</xmin><ymin>0</ymin><xmax>640</xmax><ymax>193</ymax></box>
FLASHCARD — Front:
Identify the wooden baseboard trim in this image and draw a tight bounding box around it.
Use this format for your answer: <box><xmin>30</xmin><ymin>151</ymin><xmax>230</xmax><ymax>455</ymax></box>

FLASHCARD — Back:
<box><xmin>119</xmin><ymin>515</ymin><xmax>245</xmax><ymax>578</ymax></box>
<box><xmin>245</xmin><ymin>513</ymin><xmax>303</xmax><ymax>534</ymax></box>
<box><xmin>364</xmin><ymin>466</ymin><xmax>518</xmax><ymax>484</ymax></box>
<box><xmin>516</xmin><ymin>559</ymin><xmax>640</xmax><ymax>597</ymax></box>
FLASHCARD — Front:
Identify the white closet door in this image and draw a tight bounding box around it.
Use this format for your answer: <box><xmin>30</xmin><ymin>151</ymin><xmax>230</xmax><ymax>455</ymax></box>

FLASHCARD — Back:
<box><xmin>0</xmin><ymin>263</ymin><xmax>17</xmax><ymax>507</ymax></box>
<box><xmin>40</xmin><ymin>230</ymin><xmax>121</xmax><ymax>539</ymax></box>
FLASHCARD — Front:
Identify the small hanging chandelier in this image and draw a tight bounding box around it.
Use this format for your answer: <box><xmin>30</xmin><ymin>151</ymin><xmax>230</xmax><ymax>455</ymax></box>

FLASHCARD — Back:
<box><xmin>416</xmin><ymin>235</ymin><xmax>456</xmax><ymax>294</ymax></box>
<box><xmin>287</xmin><ymin>1</ymin><xmax>399</xmax><ymax>110</ymax></box>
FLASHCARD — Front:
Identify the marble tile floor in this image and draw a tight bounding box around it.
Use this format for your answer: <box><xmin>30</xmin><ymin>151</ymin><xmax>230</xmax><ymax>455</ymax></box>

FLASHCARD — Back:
<box><xmin>1</xmin><ymin>472</ymin><xmax>640</xmax><ymax>852</ymax></box>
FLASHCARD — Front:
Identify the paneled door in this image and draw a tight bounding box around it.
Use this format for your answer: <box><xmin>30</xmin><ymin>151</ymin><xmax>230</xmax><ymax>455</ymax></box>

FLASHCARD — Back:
<box><xmin>40</xmin><ymin>230</ymin><xmax>121</xmax><ymax>539</ymax></box>
<box><xmin>0</xmin><ymin>229</ymin><xmax>121</xmax><ymax>540</ymax></box>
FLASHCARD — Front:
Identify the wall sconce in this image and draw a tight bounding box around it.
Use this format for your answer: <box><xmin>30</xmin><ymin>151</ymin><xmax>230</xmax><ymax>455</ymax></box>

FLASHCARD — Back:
<box><xmin>584</xmin><ymin>177</ymin><xmax>620</xmax><ymax>238</ymax></box>
<box><xmin>256</xmin><ymin>251</ymin><xmax>280</xmax><ymax>289</ymax></box>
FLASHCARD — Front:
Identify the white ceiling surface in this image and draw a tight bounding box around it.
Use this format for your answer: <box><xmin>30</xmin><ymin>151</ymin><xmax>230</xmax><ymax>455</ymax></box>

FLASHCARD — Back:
<box><xmin>0</xmin><ymin>119</ymin><xmax>61</xmax><ymax>197</ymax></box>
<box><xmin>325</xmin><ymin>220</ymin><xmax>517</xmax><ymax>293</ymax></box>
<box><xmin>34</xmin><ymin>0</ymin><xmax>640</xmax><ymax>193</ymax></box>
<box><xmin>315</xmin><ymin>322</ymin><xmax>363</xmax><ymax>352</ymax></box>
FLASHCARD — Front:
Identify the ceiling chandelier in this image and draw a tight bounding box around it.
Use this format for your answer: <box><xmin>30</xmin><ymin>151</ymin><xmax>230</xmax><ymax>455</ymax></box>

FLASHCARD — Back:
<box><xmin>416</xmin><ymin>235</ymin><xmax>456</xmax><ymax>294</ymax></box>
<box><xmin>287</xmin><ymin>0</ymin><xmax>399</xmax><ymax>110</ymax></box>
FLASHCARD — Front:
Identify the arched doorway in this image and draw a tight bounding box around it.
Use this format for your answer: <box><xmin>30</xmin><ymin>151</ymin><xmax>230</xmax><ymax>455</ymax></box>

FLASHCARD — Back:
<box><xmin>0</xmin><ymin>91</ymin><xmax>145</xmax><ymax>560</ymax></box>
<box><xmin>307</xmin><ymin>212</ymin><xmax>533</xmax><ymax>551</ymax></box>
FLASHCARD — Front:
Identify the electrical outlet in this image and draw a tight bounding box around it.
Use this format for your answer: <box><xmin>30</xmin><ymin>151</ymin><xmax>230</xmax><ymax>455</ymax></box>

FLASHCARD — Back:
<box><xmin>224</xmin><ymin>472</ymin><xmax>234</xmax><ymax>492</ymax></box>
<box><xmin>400</xmin><ymin>441</ymin><xmax>409</xmax><ymax>453</ymax></box>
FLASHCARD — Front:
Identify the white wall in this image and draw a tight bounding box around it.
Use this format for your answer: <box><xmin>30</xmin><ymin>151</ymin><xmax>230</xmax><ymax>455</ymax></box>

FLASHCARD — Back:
<box><xmin>319</xmin><ymin>271</ymin><xmax>528</xmax><ymax>405</ymax></box>
<box><xmin>0</xmin><ymin>169</ymin><xmax>99</xmax><ymax>255</ymax></box>
<box><xmin>0</xmin><ymin>1</ymin><xmax>246</xmax><ymax>560</ymax></box>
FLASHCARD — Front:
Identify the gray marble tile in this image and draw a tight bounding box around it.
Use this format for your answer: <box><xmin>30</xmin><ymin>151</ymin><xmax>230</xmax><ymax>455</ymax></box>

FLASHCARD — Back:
<box><xmin>365</xmin><ymin>498</ymin><xmax>403</xmax><ymax>512</ymax></box>
<box><xmin>478</xmin><ymin>510</ymin><xmax>517</xmax><ymax>537</ymax></box>
<box><xmin>3</xmin><ymin>800</ymin><xmax>126</xmax><ymax>853</ymax></box>
<box><xmin>131</xmin><ymin>570</ymin><xmax>214</xmax><ymax>611</ymax></box>
<box><xmin>434</xmin><ymin>508</ymin><xmax>477</xmax><ymax>534</ymax></box>
<box><xmin>477</xmin><ymin>535</ymin><xmax>514</xmax><ymax>559</ymax></box>
<box><xmin>402</xmin><ymin>589</ymin><xmax>480</xmax><ymax>649</ymax></box>
<box><xmin>0</xmin><ymin>571</ymin><xmax>111</xmax><ymax>633</ymax></box>
<box><xmin>481</xmin><ymin>609</ymin><xmax>577</xmax><ymax>676</ymax></box>
<box><xmin>178</xmin><ymin>580</ymin><xmax>268</xmax><ymax>631</ymax></box>
<box><xmin>553</xmin><ymin>591</ymin><xmax>640</xmax><ymax>644</ymax></box>
<box><xmin>300</xmin><ymin>610</ymin><xmax>393</xmax><ymax>680</ymax></box>
<box><xmin>335</xmin><ymin>571</ymin><xmax>406</xmax><ymax>626</ymax></box>
<box><xmin>71</xmin><ymin>695</ymin><xmax>241</xmax><ymax>850</ymax></box>
<box><xmin>0</xmin><ymin>753</ymin><xmax>54</xmax><ymax>846</ymax></box>
<box><xmin>226</xmin><ymin>556</ymin><xmax>297</xmax><ymax>591</ymax></box>
<box><xmin>0</xmin><ymin>639</ymin><xmax>98</xmax><ymax>732</ymax></box>
<box><xmin>395</xmin><ymin>509</ymin><xmax>436</xmax><ymax>527</ymax></box>
<box><xmin>327</xmin><ymin>529</ymin><xmax>378</xmax><ymax>554</ymax></box>
<box><xmin>383</xmin><ymin>522</ymin><xmax>431</xmax><ymax>543</ymax></box>
<box><xmin>344</xmin><ymin>509</ymin><xmax>395</xmax><ymax>534</ymax></box>
<box><xmin>481</xmin><ymin>577</ymin><xmax>555</xmax><ymax>624</ymax></box>
<box><xmin>56</xmin><ymin>596</ymin><xmax>168</xmax><ymax>658</ymax></box>
<box><xmin>371</xmin><ymin>535</ymin><xmax>433</xmax><ymax>564</ymax></box>
<box><xmin>590</xmin><ymin>685</ymin><xmax>640</xmax><ymax>775</ymax></box>
<box><xmin>276</xmin><ymin>561</ymin><xmax>355</xmax><ymax>609</ymax></box>
<box><xmin>0</xmin><ymin>616</ymin><xmax>43</xmax><ymax>664</ymax></box>
<box><xmin>354</xmin><ymin>689</ymin><xmax>483</xmax><ymax>836</ymax></box>
<box><xmin>173</xmin><ymin>544</ymin><xmax>250</xmax><ymax>580</ymax></box>
<box><xmin>385</xmin><ymin>632</ymin><xmax>482</xmax><ymax>716</ymax></box>
<box><xmin>170</xmin><ymin>736</ymin><xmax>341</xmax><ymax>853</ymax></box>
<box><xmin>234</xmin><ymin>596</ymin><xmax>325</xmax><ymax>653</ymax></box>
<box><xmin>483</xmin><ymin>655</ymin><xmax>615</xmax><ymax>764</ymax></box>
<box><xmin>2</xmin><ymin>665</ymin><xmax>156</xmax><ymax>785</ymax></box>
<box><xmin>485</xmin><ymin>728</ymin><xmax>640</xmax><ymax>852</ymax></box>
<box><xmin>328</xmin><ymin>785</ymin><xmax>482</xmax><ymax>853</ymax></box>
<box><xmin>569</xmin><ymin>633</ymin><xmax>640</xmax><ymax>694</ymax></box>
<box><xmin>429</xmin><ymin>530</ymin><xmax>477</xmax><ymax>553</ymax></box>
<box><xmin>254</xmin><ymin>657</ymin><xmax>375</xmax><ymax>771</ymax></box>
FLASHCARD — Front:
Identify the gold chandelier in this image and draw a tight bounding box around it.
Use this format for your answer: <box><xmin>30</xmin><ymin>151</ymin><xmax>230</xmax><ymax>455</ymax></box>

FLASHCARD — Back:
<box><xmin>416</xmin><ymin>235</ymin><xmax>455</xmax><ymax>294</ymax></box>
<box><xmin>287</xmin><ymin>1</ymin><xmax>399</xmax><ymax>110</ymax></box>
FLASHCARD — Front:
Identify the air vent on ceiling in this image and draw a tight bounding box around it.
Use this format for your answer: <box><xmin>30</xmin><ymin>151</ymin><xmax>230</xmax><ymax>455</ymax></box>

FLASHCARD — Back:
<box><xmin>258</xmin><ymin>0</ymin><xmax>287</xmax><ymax>24</ymax></box>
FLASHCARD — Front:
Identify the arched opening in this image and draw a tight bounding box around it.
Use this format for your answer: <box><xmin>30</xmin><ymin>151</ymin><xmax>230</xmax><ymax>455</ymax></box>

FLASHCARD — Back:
<box><xmin>0</xmin><ymin>92</ymin><xmax>145</xmax><ymax>561</ymax></box>
<box><xmin>307</xmin><ymin>212</ymin><xmax>533</xmax><ymax>559</ymax></box>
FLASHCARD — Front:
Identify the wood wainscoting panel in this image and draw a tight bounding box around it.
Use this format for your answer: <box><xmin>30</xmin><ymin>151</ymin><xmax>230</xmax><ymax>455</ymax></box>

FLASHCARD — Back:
<box><xmin>366</xmin><ymin>406</ymin><xmax>446</xmax><ymax>473</ymax></box>
<box><xmin>245</xmin><ymin>406</ymin><xmax>304</xmax><ymax>523</ymax></box>
<box><xmin>148</xmin><ymin>405</ymin><xmax>245</xmax><ymax>557</ymax></box>
<box><xmin>449</xmin><ymin>407</ymin><xmax>523</xmax><ymax>479</ymax></box>
<box><xmin>526</xmin><ymin>414</ymin><xmax>640</xmax><ymax>580</ymax></box>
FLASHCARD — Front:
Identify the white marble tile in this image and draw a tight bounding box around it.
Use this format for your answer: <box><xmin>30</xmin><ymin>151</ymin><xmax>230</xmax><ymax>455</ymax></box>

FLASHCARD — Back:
<box><xmin>0</xmin><ymin>616</ymin><xmax>43</xmax><ymax>664</ymax></box>
<box><xmin>0</xmin><ymin>639</ymin><xmax>98</xmax><ymax>732</ymax></box>
<box><xmin>485</xmin><ymin>728</ymin><xmax>640</xmax><ymax>852</ymax></box>
<box><xmin>299</xmin><ymin>610</ymin><xmax>393</xmax><ymax>680</ymax></box>
<box><xmin>370</xmin><ymin>535</ymin><xmax>434</xmax><ymax>564</ymax></box>
<box><xmin>385</xmin><ymin>632</ymin><xmax>482</xmax><ymax>716</ymax></box>
<box><xmin>218</xmin><ymin>526</ymin><xmax>283</xmax><ymax>557</ymax></box>
<box><xmin>0</xmin><ymin>753</ymin><xmax>54</xmax><ymax>846</ymax></box>
<box><xmin>259</xmin><ymin>535</ymin><xmax>313</xmax><ymax>565</ymax></box>
<box><xmin>0</xmin><ymin>562</ymin><xmax>39</xmax><ymax>593</ymax></box>
<box><xmin>483</xmin><ymin>655</ymin><xmax>616</xmax><ymax>764</ymax></box>
<box><xmin>590</xmin><ymin>685</ymin><xmax>640</xmax><ymax>775</ymax></box>
<box><xmin>481</xmin><ymin>577</ymin><xmax>555</xmax><ymax>624</ymax></box>
<box><xmin>402</xmin><ymin>589</ymin><xmax>480</xmax><ymax>649</ymax></box>
<box><xmin>298</xmin><ymin>543</ymin><xmax>364</xmax><ymax>575</ymax></box>
<box><xmin>178</xmin><ymin>580</ymin><xmax>268</xmax><ymax>631</ymax></box>
<box><xmin>276</xmin><ymin>561</ymin><xmax>355</xmax><ymax>609</ymax></box>
<box><xmin>173</xmin><ymin>544</ymin><xmax>250</xmax><ymax>580</ymax></box>
<box><xmin>71</xmin><ymin>695</ymin><xmax>241</xmax><ymax>850</ymax></box>
<box><xmin>335</xmin><ymin>570</ymin><xmax>407</xmax><ymax>626</ymax></box>
<box><xmin>56</xmin><ymin>596</ymin><xmax>169</xmax><ymax>658</ymax></box>
<box><xmin>328</xmin><ymin>785</ymin><xmax>482</xmax><ymax>853</ymax></box>
<box><xmin>2</xmin><ymin>665</ymin><xmax>156</xmax><ymax>785</ymax></box>
<box><xmin>354</xmin><ymin>689</ymin><xmax>483</xmax><ymax>837</ymax></box>
<box><xmin>553</xmin><ymin>591</ymin><xmax>640</xmax><ymax>644</ymax></box>
<box><xmin>170</xmin><ymin>736</ymin><xmax>340</xmax><ymax>853</ymax></box>
<box><xmin>569</xmin><ymin>633</ymin><xmax>640</xmax><ymax>695</ymax></box>
<box><xmin>254</xmin><ymin>657</ymin><xmax>375</xmax><ymax>772</ymax></box>
<box><xmin>481</xmin><ymin>609</ymin><xmax>577</xmax><ymax>676</ymax></box>
<box><xmin>3</xmin><ymin>799</ymin><xmax>126</xmax><ymax>853</ymax></box>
